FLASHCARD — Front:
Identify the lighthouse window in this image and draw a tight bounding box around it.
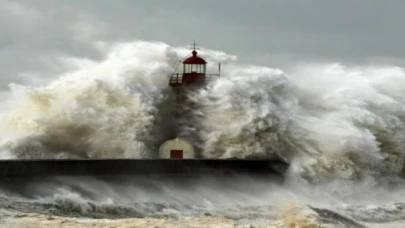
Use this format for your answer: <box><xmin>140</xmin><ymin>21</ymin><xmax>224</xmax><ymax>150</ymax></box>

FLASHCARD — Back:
<box><xmin>192</xmin><ymin>64</ymin><xmax>203</xmax><ymax>73</ymax></box>
<box><xmin>183</xmin><ymin>64</ymin><xmax>206</xmax><ymax>73</ymax></box>
<box><xmin>184</xmin><ymin>64</ymin><xmax>191</xmax><ymax>73</ymax></box>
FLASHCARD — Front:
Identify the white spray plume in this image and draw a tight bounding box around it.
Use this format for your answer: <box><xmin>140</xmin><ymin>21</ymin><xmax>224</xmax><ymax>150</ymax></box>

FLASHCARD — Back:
<box><xmin>1</xmin><ymin>40</ymin><xmax>405</xmax><ymax>183</ymax></box>
<box><xmin>0</xmin><ymin>41</ymin><xmax>177</xmax><ymax>159</ymax></box>
<box><xmin>195</xmin><ymin>62</ymin><xmax>405</xmax><ymax>182</ymax></box>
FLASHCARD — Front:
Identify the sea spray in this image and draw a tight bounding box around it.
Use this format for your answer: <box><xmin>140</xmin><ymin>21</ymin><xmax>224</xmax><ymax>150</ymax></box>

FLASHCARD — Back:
<box><xmin>0</xmin><ymin>41</ymin><xmax>405</xmax><ymax>184</ymax></box>
<box><xmin>0</xmin><ymin>42</ymin><xmax>177</xmax><ymax>159</ymax></box>
<box><xmin>196</xmin><ymin>66</ymin><xmax>291</xmax><ymax>159</ymax></box>
<box><xmin>192</xmin><ymin>62</ymin><xmax>405</xmax><ymax>183</ymax></box>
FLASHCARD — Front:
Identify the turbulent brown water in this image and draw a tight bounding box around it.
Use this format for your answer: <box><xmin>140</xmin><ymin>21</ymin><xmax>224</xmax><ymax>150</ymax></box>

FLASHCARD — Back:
<box><xmin>1</xmin><ymin>41</ymin><xmax>405</xmax><ymax>227</ymax></box>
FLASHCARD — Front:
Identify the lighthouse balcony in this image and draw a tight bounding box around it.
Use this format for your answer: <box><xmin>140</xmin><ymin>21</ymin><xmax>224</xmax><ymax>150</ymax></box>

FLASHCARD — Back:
<box><xmin>169</xmin><ymin>73</ymin><xmax>220</xmax><ymax>86</ymax></box>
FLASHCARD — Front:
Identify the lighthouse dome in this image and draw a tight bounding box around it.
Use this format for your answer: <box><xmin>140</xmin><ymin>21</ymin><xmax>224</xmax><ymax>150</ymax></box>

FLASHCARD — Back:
<box><xmin>182</xmin><ymin>50</ymin><xmax>207</xmax><ymax>64</ymax></box>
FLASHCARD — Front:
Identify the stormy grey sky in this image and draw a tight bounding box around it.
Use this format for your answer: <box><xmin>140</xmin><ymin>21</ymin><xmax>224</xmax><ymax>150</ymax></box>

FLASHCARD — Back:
<box><xmin>1</xmin><ymin>0</ymin><xmax>404</xmax><ymax>87</ymax></box>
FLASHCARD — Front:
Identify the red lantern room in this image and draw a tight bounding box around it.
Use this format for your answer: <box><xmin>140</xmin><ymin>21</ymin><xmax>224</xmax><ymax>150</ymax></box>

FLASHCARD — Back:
<box><xmin>169</xmin><ymin>41</ymin><xmax>220</xmax><ymax>87</ymax></box>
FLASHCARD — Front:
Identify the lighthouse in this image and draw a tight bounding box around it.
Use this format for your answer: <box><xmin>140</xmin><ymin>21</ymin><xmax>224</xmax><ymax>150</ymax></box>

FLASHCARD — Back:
<box><xmin>159</xmin><ymin>41</ymin><xmax>220</xmax><ymax>159</ymax></box>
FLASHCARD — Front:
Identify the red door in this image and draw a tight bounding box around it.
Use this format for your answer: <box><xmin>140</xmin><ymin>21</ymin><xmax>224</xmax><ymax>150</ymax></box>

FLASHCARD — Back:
<box><xmin>170</xmin><ymin>150</ymin><xmax>183</xmax><ymax>159</ymax></box>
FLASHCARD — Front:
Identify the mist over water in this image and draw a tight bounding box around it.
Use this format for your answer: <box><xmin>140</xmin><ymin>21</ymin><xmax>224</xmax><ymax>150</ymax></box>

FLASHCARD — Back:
<box><xmin>1</xmin><ymin>40</ymin><xmax>405</xmax><ymax>227</ymax></box>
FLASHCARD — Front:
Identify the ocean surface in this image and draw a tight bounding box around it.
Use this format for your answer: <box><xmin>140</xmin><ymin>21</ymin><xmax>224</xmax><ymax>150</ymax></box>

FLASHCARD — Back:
<box><xmin>1</xmin><ymin>41</ymin><xmax>405</xmax><ymax>227</ymax></box>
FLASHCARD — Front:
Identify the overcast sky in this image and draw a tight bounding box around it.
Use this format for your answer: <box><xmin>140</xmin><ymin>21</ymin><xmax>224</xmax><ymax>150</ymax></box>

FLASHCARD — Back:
<box><xmin>1</xmin><ymin>0</ymin><xmax>404</xmax><ymax>87</ymax></box>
